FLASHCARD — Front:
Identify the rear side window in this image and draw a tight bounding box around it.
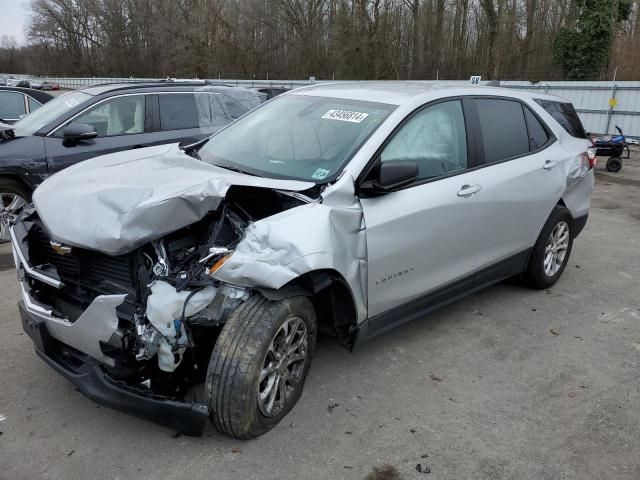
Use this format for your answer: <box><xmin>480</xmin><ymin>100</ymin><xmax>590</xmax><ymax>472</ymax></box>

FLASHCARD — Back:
<box><xmin>475</xmin><ymin>99</ymin><xmax>529</xmax><ymax>163</ymax></box>
<box><xmin>534</xmin><ymin>100</ymin><xmax>587</xmax><ymax>138</ymax></box>
<box><xmin>159</xmin><ymin>94</ymin><xmax>199</xmax><ymax>130</ymax></box>
<box><xmin>524</xmin><ymin>107</ymin><xmax>550</xmax><ymax>151</ymax></box>
<box><xmin>0</xmin><ymin>91</ymin><xmax>26</xmax><ymax>119</ymax></box>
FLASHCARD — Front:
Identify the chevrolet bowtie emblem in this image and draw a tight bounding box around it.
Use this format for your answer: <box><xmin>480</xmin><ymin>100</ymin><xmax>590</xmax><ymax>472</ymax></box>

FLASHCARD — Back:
<box><xmin>50</xmin><ymin>240</ymin><xmax>72</xmax><ymax>255</ymax></box>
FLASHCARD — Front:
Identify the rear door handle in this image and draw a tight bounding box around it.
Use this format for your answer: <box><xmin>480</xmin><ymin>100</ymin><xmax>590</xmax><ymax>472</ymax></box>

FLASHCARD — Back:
<box><xmin>543</xmin><ymin>160</ymin><xmax>558</xmax><ymax>170</ymax></box>
<box><xmin>457</xmin><ymin>184</ymin><xmax>482</xmax><ymax>197</ymax></box>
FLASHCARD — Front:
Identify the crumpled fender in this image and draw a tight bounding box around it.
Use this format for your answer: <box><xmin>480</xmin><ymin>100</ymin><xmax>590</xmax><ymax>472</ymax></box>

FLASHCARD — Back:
<box><xmin>214</xmin><ymin>174</ymin><xmax>369</xmax><ymax>322</ymax></box>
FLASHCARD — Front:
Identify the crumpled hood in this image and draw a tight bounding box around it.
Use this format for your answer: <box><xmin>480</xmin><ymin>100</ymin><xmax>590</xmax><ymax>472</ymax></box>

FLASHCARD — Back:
<box><xmin>33</xmin><ymin>143</ymin><xmax>314</xmax><ymax>255</ymax></box>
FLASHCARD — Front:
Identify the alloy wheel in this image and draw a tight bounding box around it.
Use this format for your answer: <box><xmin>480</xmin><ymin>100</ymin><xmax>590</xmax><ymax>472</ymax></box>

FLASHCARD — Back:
<box><xmin>543</xmin><ymin>221</ymin><xmax>570</xmax><ymax>277</ymax></box>
<box><xmin>0</xmin><ymin>192</ymin><xmax>27</xmax><ymax>242</ymax></box>
<box><xmin>257</xmin><ymin>316</ymin><xmax>308</xmax><ymax>417</ymax></box>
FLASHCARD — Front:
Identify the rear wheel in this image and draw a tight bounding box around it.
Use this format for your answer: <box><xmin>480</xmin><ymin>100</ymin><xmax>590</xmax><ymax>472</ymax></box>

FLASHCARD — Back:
<box><xmin>206</xmin><ymin>295</ymin><xmax>316</xmax><ymax>439</ymax></box>
<box><xmin>523</xmin><ymin>207</ymin><xmax>573</xmax><ymax>289</ymax></box>
<box><xmin>0</xmin><ymin>178</ymin><xmax>30</xmax><ymax>243</ymax></box>
<box><xmin>606</xmin><ymin>157</ymin><xmax>622</xmax><ymax>172</ymax></box>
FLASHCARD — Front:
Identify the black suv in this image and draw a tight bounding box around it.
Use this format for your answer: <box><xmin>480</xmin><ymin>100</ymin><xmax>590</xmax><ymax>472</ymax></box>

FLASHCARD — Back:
<box><xmin>0</xmin><ymin>82</ymin><xmax>261</xmax><ymax>241</ymax></box>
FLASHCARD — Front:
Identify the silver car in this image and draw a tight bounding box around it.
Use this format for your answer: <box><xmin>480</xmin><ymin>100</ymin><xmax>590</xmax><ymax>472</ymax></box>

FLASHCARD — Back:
<box><xmin>10</xmin><ymin>82</ymin><xmax>594</xmax><ymax>438</ymax></box>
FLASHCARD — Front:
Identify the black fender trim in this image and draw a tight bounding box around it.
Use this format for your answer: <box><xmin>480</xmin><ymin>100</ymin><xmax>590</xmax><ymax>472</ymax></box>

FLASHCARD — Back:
<box><xmin>572</xmin><ymin>214</ymin><xmax>589</xmax><ymax>238</ymax></box>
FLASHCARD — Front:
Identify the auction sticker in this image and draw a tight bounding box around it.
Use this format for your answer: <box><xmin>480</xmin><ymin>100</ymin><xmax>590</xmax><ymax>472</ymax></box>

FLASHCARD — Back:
<box><xmin>321</xmin><ymin>109</ymin><xmax>369</xmax><ymax>123</ymax></box>
<box><xmin>312</xmin><ymin>168</ymin><xmax>331</xmax><ymax>180</ymax></box>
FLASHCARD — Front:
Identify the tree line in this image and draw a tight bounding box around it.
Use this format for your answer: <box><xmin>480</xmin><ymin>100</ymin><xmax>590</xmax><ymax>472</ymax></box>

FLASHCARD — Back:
<box><xmin>1</xmin><ymin>0</ymin><xmax>639</xmax><ymax>81</ymax></box>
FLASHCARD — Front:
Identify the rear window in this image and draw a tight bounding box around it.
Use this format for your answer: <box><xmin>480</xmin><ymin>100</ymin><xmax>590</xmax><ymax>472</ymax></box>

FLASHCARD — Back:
<box><xmin>475</xmin><ymin>99</ymin><xmax>530</xmax><ymax>163</ymax></box>
<box><xmin>159</xmin><ymin>93</ymin><xmax>239</xmax><ymax>130</ymax></box>
<box><xmin>534</xmin><ymin>99</ymin><xmax>587</xmax><ymax>138</ymax></box>
<box><xmin>159</xmin><ymin>94</ymin><xmax>200</xmax><ymax>130</ymax></box>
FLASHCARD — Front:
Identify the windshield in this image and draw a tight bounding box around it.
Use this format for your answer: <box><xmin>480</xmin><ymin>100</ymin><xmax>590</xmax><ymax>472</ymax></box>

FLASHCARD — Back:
<box><xmin>12</xmin><ymin>91</ymin><xmax>92</xmax><ymax>136</ymax></box>
<box><xmin>198</xmin><ymin>95</ymin><xmax>395</xmax><ymax>182</ymax></box>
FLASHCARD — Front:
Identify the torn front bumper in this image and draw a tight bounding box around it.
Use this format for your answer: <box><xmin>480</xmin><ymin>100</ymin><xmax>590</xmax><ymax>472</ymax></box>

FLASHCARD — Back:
<box><xmin>11</xmin><ymin>224</ymin><xmax>209</xmax><ymax>436</ymax></box>
<box><xmin>19</xmin><ymin>302</ymin><xmax>209</xmax><ymax>435</ymax></box>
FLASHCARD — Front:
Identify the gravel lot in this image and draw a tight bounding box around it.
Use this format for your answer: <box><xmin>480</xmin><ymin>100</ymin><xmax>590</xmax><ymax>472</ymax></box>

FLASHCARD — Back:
<box><xmin>1</xmin><ymin>154</ymin><xmax>639</xmax><ymax>480</ymax></box>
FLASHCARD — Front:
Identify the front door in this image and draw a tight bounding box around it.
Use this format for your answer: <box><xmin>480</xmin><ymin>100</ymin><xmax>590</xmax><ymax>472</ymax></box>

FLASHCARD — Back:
<box><xmin>43</xmin><ymin>94</ymin><xmax>156</xmax><ymax>173</ymax></box>
<box><xmin>361</xmin><ymin>99</ymin><xmax>485</xmax><ymax>317</ymax></box>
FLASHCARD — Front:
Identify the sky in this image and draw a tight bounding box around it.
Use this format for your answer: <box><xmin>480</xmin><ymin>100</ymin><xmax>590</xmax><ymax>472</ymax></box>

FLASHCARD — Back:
<box><xmin>1</xmin><ymin>0</ymin><xmax>32</xmax><ymax>45</ymax></box>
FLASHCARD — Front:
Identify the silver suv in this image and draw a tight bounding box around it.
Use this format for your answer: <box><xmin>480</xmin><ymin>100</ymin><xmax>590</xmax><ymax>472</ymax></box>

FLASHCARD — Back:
<box><xmin>11</xmin><ymin>83</ymin><xmax>594</xmax><ymax>438</ymax></box>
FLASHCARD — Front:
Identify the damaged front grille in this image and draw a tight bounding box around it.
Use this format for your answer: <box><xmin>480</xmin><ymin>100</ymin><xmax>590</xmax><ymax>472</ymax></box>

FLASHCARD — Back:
<box><xmin>27</xmin><ymin>222</ymin><xmax>140</xmax><ymax>318</ymax></box>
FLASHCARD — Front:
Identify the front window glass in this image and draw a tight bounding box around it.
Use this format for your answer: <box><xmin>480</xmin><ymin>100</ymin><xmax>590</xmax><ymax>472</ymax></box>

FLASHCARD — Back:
<box><xmin>198</xmin><ymin>95</ymin><xmax>395</xmax><ymax>182</ymax></box>
<box><xmin>12</xmin><ymin>91</ymin><xmax>91</xmax><ymax>135</ymax></box>
<box><xmin>381</xmin><ymin>100</ymin><xmax>468</xmax><ymax>180</ymax></box>
<box><xmin>54</xmin><ymin>95</ymin><xmax>145</xmax><ymax>137</ymax></box>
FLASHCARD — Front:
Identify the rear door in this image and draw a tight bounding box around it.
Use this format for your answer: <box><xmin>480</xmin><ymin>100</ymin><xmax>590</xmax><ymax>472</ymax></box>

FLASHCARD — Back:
<box><xmin>43</xmin><ymin>94</ymin><xmax>156</xmax><ymax>173</ymax></box>
<box><xmin>466</xmin><ymin>97</ymin><xmax>566</xmax><ymax>271</ymax></box>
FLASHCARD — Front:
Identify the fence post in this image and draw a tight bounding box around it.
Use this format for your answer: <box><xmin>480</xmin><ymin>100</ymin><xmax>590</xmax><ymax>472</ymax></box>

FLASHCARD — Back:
<box><xmin>604</xmin><ymin>83</ymin><xmax>618</xmax><ymax>134</ymax></box>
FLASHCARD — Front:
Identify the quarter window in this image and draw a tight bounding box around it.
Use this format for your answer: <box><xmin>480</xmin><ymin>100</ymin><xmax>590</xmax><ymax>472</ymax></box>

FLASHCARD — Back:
<box><xmin>476</xmin><ymin>99</ymin><xmax>529</xmax><ymax>163</ymax></box>
<box><xmin>0</xmin><ymin>91</ymin><xmax>26</xmax><ymax>119</ymax></box>
<box><xmin>55</xmin><ymin>95</ymin><xmax>146</xmax><ymax>137</ymax></box>
<box><xmin>534</xmin><ymin>99</ymin><xmax>587</xmax><ymax>138</ymax></box>
<box><xmin>380</xmin><ymin>100</ymin><xmax>468</xmax><ymax>181</ymax></box>
<box><xmin>524</xmin><ymin>107</ymin><xmax>549</xmax><ymax>151</ymax></box>
<box><xmin>27</xmin><ymin>96</ymin><xmax>42</xmax><ymax>113</ymax></box>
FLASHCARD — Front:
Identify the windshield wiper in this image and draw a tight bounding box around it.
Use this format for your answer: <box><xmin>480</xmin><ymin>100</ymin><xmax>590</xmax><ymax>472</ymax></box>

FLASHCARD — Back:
<box><xmin>181</xmin><ymin>137</ymin><xmax>210</xmax><ymax>155</ymax></box>
<box><xmin>216</xmin><ymin>164</ymin><xmax>257</xmax><ymax>176</ymax></box>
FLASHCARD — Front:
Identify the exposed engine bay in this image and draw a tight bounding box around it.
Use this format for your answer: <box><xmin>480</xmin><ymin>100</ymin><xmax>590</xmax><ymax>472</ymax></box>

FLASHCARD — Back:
<box><xmin>23</xmin><ymin>186</ymin><xmax>309</xmax><ymax>400</ymax></box>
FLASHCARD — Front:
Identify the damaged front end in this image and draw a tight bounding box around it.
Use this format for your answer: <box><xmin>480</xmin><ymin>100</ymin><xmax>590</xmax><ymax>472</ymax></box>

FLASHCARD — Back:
<box><xmin>13</xmin><ymin>186</ymin><xmax>309</xmax><ymax>435</ymax></box>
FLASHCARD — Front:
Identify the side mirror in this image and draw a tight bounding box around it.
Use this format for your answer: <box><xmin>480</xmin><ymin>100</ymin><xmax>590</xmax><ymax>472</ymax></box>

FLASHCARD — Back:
<box><xmin>359</xmin><ymin>160</ymin><xmax>418</xmax><ymax>195</ymax></box>
<box><xmin>62</xmin><ymin>122</ymin><xmax>97</xmax><ymax>144</ymax></box>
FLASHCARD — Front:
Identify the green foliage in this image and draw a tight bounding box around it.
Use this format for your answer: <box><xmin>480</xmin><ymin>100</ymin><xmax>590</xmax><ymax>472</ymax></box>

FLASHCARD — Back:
<box><xmin>618</xmin><ymin>0</ymin><xmax>633</xmax><ymax>21</ymax></box>
<box><xmin>553</xmin><ymin>0</ymin><xmax>615</xmax><ymax>80</ymax></box>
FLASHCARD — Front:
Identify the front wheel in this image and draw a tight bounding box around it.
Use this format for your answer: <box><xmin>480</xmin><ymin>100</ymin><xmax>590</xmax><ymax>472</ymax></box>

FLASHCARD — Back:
<box><xmin>523</xmin><ymin>207</ymin><xmax>574</xmax><ymax>289</ymax></box>
<box><xmin>206</xmin><ymin>295</ymin><xmax>316</xmax><ymax>438</ymax></box>
<box><xmin>0</xmin><ymin>178</ymin><xmax>31</xmax><ymax>243</ymax></box>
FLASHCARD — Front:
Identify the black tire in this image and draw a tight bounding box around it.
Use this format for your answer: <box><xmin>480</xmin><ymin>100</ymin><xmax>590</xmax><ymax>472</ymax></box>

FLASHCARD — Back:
<box><xmin>206</xmin><ymin>295</ymin><xmax>316</xmax><ymax>439</ymax></box>
<box><xmin>0</xmin><ymin>177</ymin><xmax>31</xmax><ymax>243</ymax></box>
<box><xmin>523</xmin><ymin>206</ymin><xmax>574</xmax><ymax>290</ymax></box>
<box><xmin>606</xmin><ymin>157</ymin><xmax>622</xmax><ymax>172</ymax></box>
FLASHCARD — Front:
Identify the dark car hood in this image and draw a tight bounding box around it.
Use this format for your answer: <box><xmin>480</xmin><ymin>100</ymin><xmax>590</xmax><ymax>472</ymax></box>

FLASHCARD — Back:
<box><xmin>33</xmin><ymin>143</ymin><xmax>314</xmax><ymax>255</ymax></box>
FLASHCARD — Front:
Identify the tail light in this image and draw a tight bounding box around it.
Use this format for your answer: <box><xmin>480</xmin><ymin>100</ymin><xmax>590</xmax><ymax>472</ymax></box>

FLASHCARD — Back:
<box><xmin>586</xmin><ymin>148</ymin><xmax>597</xmax><ymax>169</ymax></box>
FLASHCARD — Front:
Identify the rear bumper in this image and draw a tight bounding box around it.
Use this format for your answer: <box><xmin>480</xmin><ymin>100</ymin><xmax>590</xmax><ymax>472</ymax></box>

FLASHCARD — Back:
<box><xmin>20</xmin><ymin>301</ymin><xmax>209</xmax><ymax>436</ymax></box>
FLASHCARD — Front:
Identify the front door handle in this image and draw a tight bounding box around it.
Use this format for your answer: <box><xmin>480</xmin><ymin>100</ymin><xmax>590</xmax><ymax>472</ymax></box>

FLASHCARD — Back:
<box><xmin>457</xmin><ymin>184</ymin><xmax>482</xmax><ymax>197</ymax></box>
<box><xmin>543</xmin><ymin>160</ymin><xmax>558</xmax><ymax>170</ymax></box>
